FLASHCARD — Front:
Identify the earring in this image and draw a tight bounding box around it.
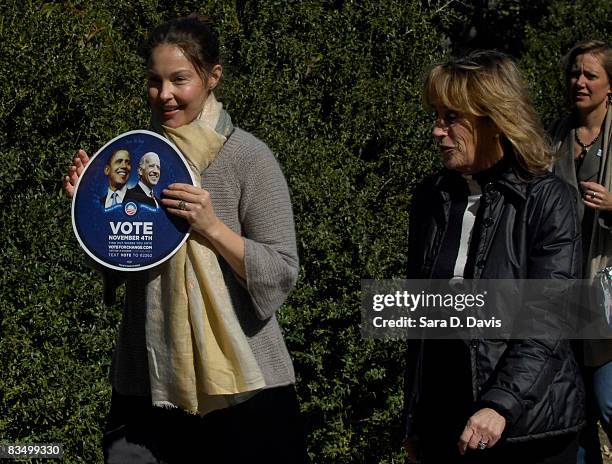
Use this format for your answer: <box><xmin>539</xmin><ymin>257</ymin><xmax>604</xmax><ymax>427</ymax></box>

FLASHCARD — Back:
<box><xmin>608</xmin><ymin>93</ymin><xmax>612</xmax><ymax>107</ymax></box>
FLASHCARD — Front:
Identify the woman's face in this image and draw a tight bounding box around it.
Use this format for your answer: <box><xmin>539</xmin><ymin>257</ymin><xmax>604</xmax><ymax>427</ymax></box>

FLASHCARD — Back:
<box><xmin>569</xmin><ymin>53</ymin><xmax>611</xmax><ymax>115</ymax></box>
<box><xmin>147</xmin><ymin>44</ymin><xmax>208</xmax><ymax>128</ymax></box>
<box><xmin>431</xmin><ymin>103</ymin><xmax>501</xmax><ymax>174</ymax></box>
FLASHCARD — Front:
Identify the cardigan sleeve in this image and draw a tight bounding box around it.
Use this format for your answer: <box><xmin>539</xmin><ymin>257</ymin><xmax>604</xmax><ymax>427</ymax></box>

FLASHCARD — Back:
<box><xmin>238</xmin><ymin>142</ymin><xmax>299</xmax><ymax>320</ymax></box>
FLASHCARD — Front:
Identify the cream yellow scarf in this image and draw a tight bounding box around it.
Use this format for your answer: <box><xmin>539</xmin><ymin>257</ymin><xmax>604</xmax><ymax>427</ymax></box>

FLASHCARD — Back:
<box><xmin>146</xmin><ymin>93</ymin><xmax>265</xmax><ymax>415</ymax></box>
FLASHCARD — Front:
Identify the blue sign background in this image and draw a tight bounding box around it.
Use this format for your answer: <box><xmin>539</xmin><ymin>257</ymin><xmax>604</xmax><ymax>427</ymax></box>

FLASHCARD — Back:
<box><xmin>72</xmin><ymin>130</ymin><xmax>194</xmax><ymax>271</ymax></box>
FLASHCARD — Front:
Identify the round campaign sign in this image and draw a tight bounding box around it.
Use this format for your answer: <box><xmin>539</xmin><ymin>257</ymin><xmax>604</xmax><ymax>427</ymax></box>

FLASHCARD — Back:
<box><xmin>72</xmin><ymin>130</ymin><xmax>195</xmax><ymax>271</ymax></box>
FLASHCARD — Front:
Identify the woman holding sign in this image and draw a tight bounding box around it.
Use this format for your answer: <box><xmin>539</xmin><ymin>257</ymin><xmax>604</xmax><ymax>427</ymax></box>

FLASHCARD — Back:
<box><xmin>64</xmin><ymin>15</ymin><xmax>303</xmax><ymax>463</ymax></box>
<box><xmin>403</xmin><ymin>51</ymin><xmax>584</xmax><ymax>463</ymax></box>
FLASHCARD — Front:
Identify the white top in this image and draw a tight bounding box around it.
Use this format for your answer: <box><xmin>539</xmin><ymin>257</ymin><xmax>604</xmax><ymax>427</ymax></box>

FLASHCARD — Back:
<box><xmin>453</xmin><ymin>175</ymin><xmax>482</xmax><ymax>278</ymax></box>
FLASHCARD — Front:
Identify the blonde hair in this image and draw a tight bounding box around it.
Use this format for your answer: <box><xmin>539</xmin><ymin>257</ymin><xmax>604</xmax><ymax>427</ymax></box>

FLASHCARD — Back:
<box><xmin>424</xmin><ymin>50</ymin><xmax>551</xmax><ymax>175</ymax></box>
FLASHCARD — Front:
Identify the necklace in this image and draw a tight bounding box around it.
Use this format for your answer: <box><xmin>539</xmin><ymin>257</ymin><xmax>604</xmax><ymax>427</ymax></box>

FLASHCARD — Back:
<box><xmin>575</xmin><ymin>128</ymin><xmax>600</xmax><ymax>158</ymax></box>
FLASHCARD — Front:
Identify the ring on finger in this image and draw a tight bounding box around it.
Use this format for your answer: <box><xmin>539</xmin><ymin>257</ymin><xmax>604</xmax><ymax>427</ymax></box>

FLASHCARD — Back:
<box><xmin>477</xmin><ymin>440</ymin><xmax>488</xmax><ymax>450</ymax></box>
<box><xmin>178</xmin><ymin>200</ymin><xmax>188</xmax><ymax>211</ymax></box>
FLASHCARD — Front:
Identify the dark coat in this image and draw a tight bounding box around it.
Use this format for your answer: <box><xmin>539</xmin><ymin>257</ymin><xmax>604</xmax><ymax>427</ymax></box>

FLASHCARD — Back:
<box><xmin>404</xmin><ymin>160</ymin><xmax>585</xmax><ymax>443</ymax></box>
<box><xmin>124</xmin><ymin>184</ymin><xmax>158</xmax><ymax>208</ymax></box>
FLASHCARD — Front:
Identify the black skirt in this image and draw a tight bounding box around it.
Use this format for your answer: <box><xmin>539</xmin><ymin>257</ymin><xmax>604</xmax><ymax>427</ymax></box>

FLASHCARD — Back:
<box><xmin>103</xmin><ymin>385</ymin><xmax>305</xmax><ymax>464</ymax></box>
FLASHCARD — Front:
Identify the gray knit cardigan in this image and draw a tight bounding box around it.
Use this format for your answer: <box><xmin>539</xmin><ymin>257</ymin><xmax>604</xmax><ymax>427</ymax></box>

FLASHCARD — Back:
<box><xmin>110</xmin><ymin>128</ymin><xmax>299</xmax><ymax>396</ymax></box>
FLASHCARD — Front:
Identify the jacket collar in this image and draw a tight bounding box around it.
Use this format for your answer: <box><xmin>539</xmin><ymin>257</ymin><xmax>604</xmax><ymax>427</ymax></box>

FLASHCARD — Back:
<box><xmin>433</xmin><ymin>156</ymin><xmax>531</xmax><ymax>202</ymax></box>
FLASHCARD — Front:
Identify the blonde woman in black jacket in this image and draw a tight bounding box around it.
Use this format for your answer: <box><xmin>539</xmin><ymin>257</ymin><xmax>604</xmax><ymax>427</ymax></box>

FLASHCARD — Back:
<box><xmin>403</xmin><ymin>51</ymin><xmax>584</xmax><ymax>464</ymax></box>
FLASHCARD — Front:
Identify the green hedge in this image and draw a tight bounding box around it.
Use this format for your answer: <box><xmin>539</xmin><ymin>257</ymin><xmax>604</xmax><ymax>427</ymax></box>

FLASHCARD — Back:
<box><xmin>0</xmin><ymin>1</ymin><xmax>610</xmax><ymax>463</ymax></box>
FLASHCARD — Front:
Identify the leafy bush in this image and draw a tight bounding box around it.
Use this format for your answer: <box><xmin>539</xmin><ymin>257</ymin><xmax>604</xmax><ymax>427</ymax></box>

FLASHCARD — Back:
<box><xmin>0</xmin><ymin>2</ymin><xmax>442</xmax><ymax>462</ymax></box>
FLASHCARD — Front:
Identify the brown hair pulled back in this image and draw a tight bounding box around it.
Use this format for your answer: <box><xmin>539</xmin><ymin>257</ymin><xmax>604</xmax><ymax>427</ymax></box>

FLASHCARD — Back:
<box><xmin>563</xmin><ymin>39</ymin><xmax>612</xmax><ymax>86</ymax></box>
<box><xmin>142</xmin><ymin>14</ymin><xmax>219</xmax><ymax>78</ymax></box>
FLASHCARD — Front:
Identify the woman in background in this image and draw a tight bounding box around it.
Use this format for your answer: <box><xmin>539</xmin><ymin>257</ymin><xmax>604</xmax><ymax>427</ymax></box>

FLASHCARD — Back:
<box><xmin>64</xmin><ymin>15</ymin><xmax>304</xmax><ymax>463</ymax></box>
<box><xmin>550</xmin><ymin>40</ymin><xmax>612</xmax><ymax>464</ymax></box>
<box><xmin>403</xmin><ymin>51</ymin><xmax>584</xmax><ymax>463</ymax></box>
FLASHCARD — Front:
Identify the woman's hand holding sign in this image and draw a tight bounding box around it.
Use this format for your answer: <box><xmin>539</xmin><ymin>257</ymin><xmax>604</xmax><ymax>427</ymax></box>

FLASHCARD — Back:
<box><xmin>162</xmin><ymin>183</ymin><xmax>219</xmax><ymax>237</ymax></box>
<box><xmin>63</xmin><ymin>149</ymin><xmax>90</xmax><ymax>198</ymax></box>
<box><xmin>162</xmin><ymin>183</ymin><xmax>247</xmax><ymax>279</ymax></box>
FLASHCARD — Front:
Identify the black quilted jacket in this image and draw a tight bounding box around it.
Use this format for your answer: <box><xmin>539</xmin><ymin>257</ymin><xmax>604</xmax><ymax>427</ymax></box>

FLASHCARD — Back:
<box><xmin>403</xmin><ymin>159</ymin><xmax>585</xmax><ymax>442</ymax></box>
